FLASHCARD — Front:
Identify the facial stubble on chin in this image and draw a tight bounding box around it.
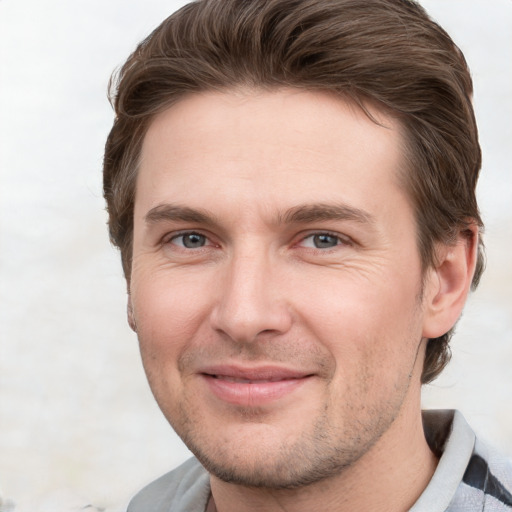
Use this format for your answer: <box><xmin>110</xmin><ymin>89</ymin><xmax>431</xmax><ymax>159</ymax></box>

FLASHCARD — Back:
<box><xmin>173</xmin><ymin>389</ymin><xmax>414</xmax><ymax>490</ymax></box>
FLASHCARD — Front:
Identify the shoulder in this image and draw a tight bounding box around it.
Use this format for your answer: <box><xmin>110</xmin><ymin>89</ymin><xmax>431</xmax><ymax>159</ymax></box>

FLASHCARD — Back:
<box><xmin>127</xmin><ymin>457</ymin><xmax>210</xmax><ymax>512</ymax></box>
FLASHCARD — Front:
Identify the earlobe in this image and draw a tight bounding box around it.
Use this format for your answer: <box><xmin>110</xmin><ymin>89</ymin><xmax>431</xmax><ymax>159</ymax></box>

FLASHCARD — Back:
<box><xmin>127</xmin><ymin>298</ymin><xmax>137</xmax><ymax>332</ymax></box>
<box><xmin>422</xmin><ymin>224</ymin><xmax>479</xmax><ymax>339</ymax></box>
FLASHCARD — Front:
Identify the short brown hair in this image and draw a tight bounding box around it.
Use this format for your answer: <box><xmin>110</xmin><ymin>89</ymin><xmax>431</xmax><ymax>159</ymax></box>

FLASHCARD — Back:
<box><xmin>103</xmin><ymin>0</ymin><xmax>484</xmax><ymax>383</ymax></box>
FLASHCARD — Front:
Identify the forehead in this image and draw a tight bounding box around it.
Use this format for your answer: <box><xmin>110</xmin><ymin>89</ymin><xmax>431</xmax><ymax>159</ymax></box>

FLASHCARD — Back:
<box><xmin>136</xmin><ymin>88</ymin><xmax>409</xmax><ymax>221</ymax></box>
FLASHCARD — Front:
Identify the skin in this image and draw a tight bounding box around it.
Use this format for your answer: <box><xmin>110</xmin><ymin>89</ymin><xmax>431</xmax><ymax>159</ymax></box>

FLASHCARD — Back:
<box><xmin>129</xmin><ymin>89</ymin><xmax>477</xmax><ymax>512</ymax></box>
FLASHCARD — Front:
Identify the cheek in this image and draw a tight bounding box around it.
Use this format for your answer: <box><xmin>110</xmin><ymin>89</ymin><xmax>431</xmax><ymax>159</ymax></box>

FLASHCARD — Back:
<box><xmin>131</xmin><ymin>270</ymin><xmax>213</xmax><ymax>365</ymax></box>
<box><xmin>294</xmin><ymin>269</ymin><xmax>423</xmax><ymax>376</ymax></box>
<box><xmin>131</xmin><ymin>274</ymin><xmax>212</xmax><ymax>419</ymax></box>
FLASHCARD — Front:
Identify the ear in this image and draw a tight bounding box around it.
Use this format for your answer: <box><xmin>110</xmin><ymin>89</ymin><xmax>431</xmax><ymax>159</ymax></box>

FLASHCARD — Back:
<box><xmin>422</xmin><ymin>223</ymin><xmax>479</xmax><ymax>339</ymax></box>
<box><xmin>127</xmin><ymin>297</ymin><xmax>137</xmax><ymax>332</ymax></box>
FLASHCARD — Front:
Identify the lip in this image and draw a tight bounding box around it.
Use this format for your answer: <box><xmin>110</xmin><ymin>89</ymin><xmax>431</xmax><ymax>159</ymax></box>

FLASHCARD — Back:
<box><xmin>198</xmin><ymin>365</ymin><xmax>314</xmax><ymax>407</ymax></box>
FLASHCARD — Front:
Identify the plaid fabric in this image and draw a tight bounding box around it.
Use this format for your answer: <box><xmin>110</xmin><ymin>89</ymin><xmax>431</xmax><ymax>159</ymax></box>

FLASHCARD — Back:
<box><xmin>447</xmin><ymin>435</ymin><xmax>512</xmax><ymax>511</ymax></box>
<box><xmin>415</xmin><ymin>410</ymin><xmax>512</xmax><ymax>512</ymax></box>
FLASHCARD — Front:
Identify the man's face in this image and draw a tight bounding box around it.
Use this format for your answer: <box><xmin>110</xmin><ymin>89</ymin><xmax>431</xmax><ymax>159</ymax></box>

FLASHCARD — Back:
<box><xmin>130</xmin><ymin>89</ymin><xmax>432</xmax><ymax>488</ymax></box>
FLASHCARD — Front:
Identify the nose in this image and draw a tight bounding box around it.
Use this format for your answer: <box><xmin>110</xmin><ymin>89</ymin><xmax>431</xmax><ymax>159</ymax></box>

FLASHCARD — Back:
<box><xmin>210</xmin><ymin>249</ymin><xmax>293</xmax><ymax>344</ymax></box>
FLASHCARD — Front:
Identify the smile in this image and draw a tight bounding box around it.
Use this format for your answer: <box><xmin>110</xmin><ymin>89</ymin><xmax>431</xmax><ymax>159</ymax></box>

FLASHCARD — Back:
<box><xmin>199</xmin><ymin>366</ymin><xmax>313</xmax><ymax>407</ymax></box>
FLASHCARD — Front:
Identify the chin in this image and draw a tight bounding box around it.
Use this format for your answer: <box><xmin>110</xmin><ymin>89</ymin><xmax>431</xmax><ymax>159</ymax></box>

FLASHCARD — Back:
<box><xmin>175</xmin><ymin>415</ymin><xmax>375</xmax><ymax>490</ymax></box>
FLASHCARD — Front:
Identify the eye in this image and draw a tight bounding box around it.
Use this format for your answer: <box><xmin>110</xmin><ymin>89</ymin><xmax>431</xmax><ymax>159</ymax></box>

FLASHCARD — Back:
<box><xmin>300</xmin><ymin>233</ymin><xmax>345</xmax><ymax>249</ymax></box>
<box><xmin>169</xmin><ymin>232</ymin><xmax>209</xmax><ymax>249</ymax></box>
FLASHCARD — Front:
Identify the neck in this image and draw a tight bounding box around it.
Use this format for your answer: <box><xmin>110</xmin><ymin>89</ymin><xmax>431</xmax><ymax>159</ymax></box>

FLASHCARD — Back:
<box><xmin>210</xmin><ymin>388</ymin><xmax>437</xmax><ymax>512</ymax></box>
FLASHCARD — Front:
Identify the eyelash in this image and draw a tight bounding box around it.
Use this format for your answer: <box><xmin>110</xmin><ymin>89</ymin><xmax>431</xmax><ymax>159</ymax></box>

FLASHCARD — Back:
<box><xmin>298</xmin><ymin>232</ymin><xmax>351</xmax><ymax>250</ymax></box>
<box><xmin>163</xmin><ymin>230</ymin><xmax>351</xmax><ymax>251</ymax></box>
<box><xmin>165</xmin><ymin>231</ymin><xmax>213</xmax><ymax>249</ymax></box>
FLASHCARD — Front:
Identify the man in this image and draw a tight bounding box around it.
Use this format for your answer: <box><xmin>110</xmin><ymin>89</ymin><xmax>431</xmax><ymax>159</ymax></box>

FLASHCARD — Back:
<box><xmin>103</xmin><ymin>0</ymin><xmax>512</xmax><ymax>510</ymax></box>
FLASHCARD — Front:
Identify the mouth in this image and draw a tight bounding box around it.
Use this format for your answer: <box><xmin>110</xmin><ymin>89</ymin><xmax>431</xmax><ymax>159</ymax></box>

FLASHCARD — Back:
<box><xmin>208</xmin><ymin>374</ymin><xmax>305</xmax><ymax>383</ymax></box>
<box><xmin>199</xmin><ymin>365</ymin><xmax>314</xmax><ymax>406</ymax></box>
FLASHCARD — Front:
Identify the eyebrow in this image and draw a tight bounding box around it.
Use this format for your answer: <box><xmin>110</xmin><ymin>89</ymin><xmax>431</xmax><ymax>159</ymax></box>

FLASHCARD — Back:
<box><xmin>145</xmin><ymin>202</ymin><xmax>374</xmax><ymax>227</ymax></box>
<box><xmin>145</xmin><ymin>204</ymin><xmax>217</xmax><ymax>226</ymax></box>
<box><xmin>279</xmin><ymin>203</ymin><xmax>375</xmax><ymax>226</ymax></box>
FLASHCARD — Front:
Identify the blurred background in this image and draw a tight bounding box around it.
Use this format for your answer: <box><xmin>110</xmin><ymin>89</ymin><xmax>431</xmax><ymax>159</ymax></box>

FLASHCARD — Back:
<box><xmin>0</xmin><ymin>1</ymin><xmax>510</xmax><ymax>510</ymax></box>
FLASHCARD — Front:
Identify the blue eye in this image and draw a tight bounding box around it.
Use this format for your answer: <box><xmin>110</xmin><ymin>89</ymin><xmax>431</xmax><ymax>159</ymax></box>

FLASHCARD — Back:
<box><xmin>301</xmin><ymin>233</ymin><xmax>342</xmax><ymax>249</ymax></box>
<box><xmin>312</xmin><ymin>234</ymin><xmax>339</xmax><ymax>248</ymax></box>
<box><xmin>172</xmin><ymin>232</ymin><xmax>207</xmax><ymax>249</ymax></box>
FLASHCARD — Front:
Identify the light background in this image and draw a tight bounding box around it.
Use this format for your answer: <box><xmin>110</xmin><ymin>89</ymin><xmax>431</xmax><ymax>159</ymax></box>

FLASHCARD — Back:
<box><xmin>0</xmin><ymin>1</ymin><xmax>511</xmax><ymax>511</ymax></box>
